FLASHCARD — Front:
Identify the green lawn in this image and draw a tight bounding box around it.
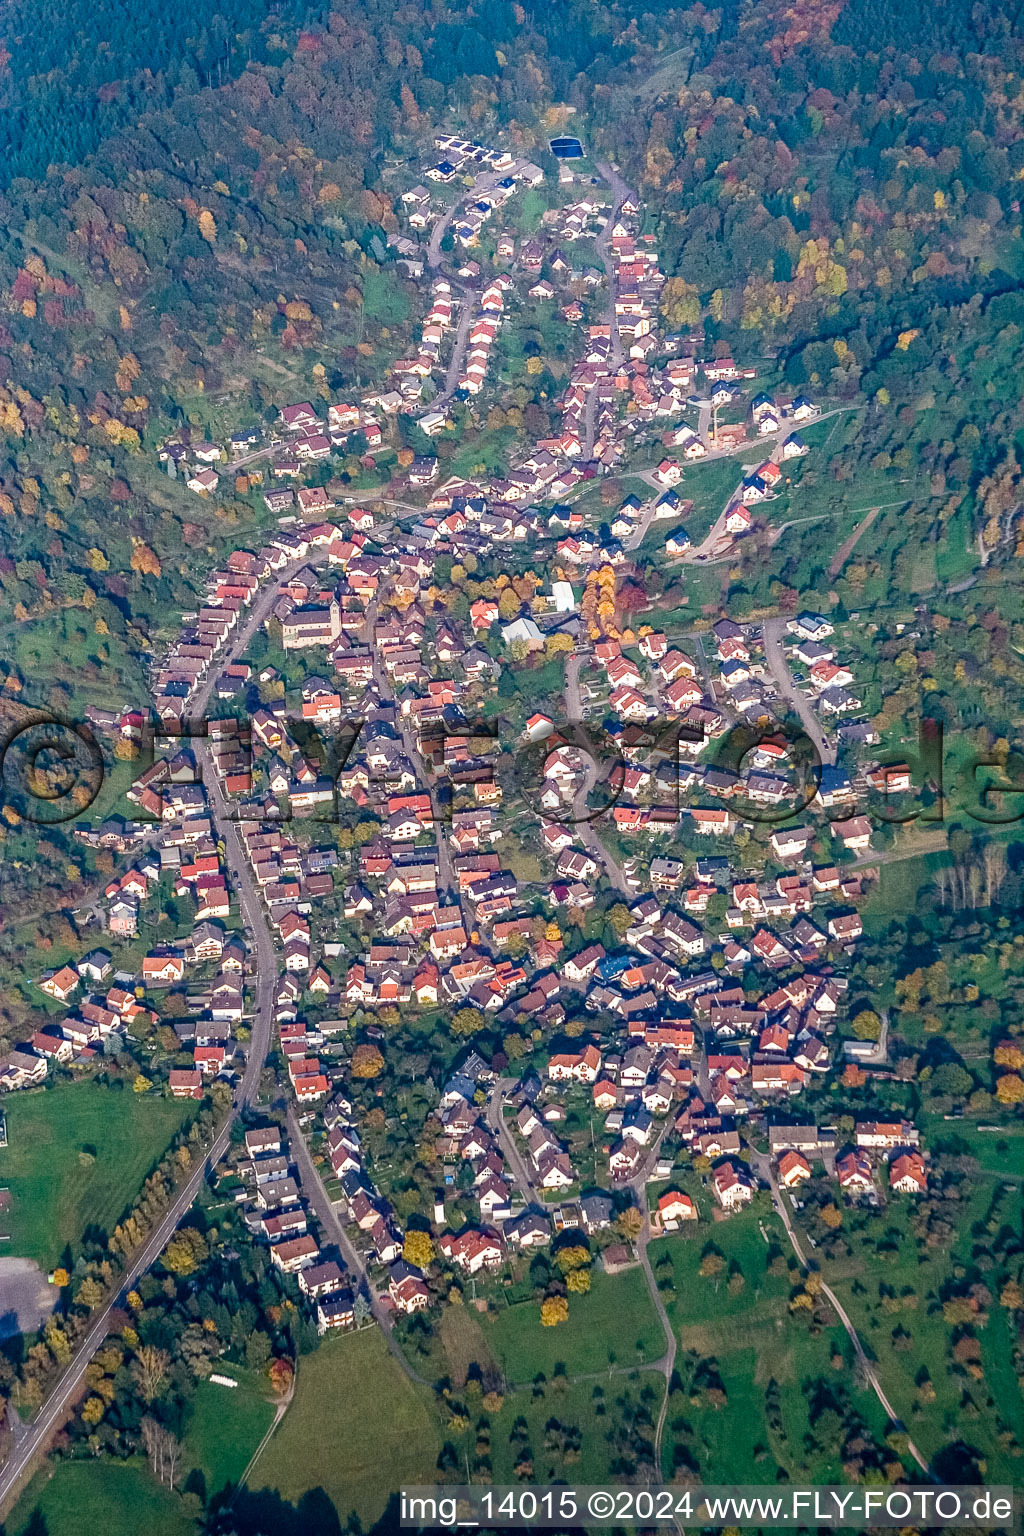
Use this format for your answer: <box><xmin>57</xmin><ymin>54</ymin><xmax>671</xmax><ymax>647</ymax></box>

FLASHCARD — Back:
<box><xmin>183</xmin><ymin>1364</ymin><xmax>276</xmax><ymax>1499</ymax></box>
<box><xmin>651</xmin><ymin>1204</ymin><xmax>793</xmax><ymax>1330</ymax></box>
<box><xmin>650</xmin><ymin>1209</ymin><xmax>903</xmax><ymax>1483</ymax></box>
<box><xmin>248</xmin><ymin>1328</ymin><xmax>442</xmax><ymax>1528</ymax></box>
<box><xmin>675</xmin><ymin>457</ymin><xmax>742</xmax><ymax>542</ymax></box>
<box><xmin>7</xmin><ymin>1459</ymin><xmax>192</xmax><ymax>1536</ymax></box>
<box><xmin>0</xmin><ymin>1082</ymin><xmax>193</xmax><ymax>1268</ymax></box>
<box><xmin>480</xmin><ymin>1265</ymin><xmax>664</xmax><ymax>1380</ymax></box>
<box><xmin>664</xmin><ymin>1321</ymin><xmax>890</xmax><ymax>1484</ymax></box>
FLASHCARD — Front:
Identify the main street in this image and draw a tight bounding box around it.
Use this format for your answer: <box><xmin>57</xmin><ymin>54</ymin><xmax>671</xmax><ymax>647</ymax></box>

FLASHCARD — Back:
<box><xmin>584</xmin><ymin>161</ymin><xmax>637</xmax><ymax>457</ymax></box>
<box><xmin>0</xmin><ymin>806</ymin><xmax>277</xmax><ymax>1508</ymax></box>
<box><xmin>364</xmin><ymin>589</ymin><xmax>474</xmax><ymax>933</ymax></box>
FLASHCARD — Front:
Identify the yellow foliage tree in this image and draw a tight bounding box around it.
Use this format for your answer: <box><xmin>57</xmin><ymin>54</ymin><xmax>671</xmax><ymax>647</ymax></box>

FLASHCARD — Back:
<box><xmin>661</xmin><ymin>276</ymin><xmax>701</xmax><ymax>328</ymax></box>
<box><xmin>198</xmin><ymin>209</ymin><xmax>217</xmax><ymax>244</ymax></box>
<box><xmin>995</xmin><ymin>1073</ymin><xmax>1024</xmax><ymax>1105</ymax></box>
<box><xmin>403</xmin><ymin>1231</ymin><xmax>435</xmax><ymax>1268</ymax></box>
<box><xmin>0</xmin><ymin>400</ymin><xmax>25</xmax><ymax>436</ymax></box>
<box><xmin>540</xmin><ymin>1295</ymin><xmax>569</xmax><ymax>1326</ymax></box>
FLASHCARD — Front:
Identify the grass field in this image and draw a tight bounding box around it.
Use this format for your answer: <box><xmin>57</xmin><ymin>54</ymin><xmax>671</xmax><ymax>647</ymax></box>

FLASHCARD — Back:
<box><xmin>650</xmin><ymin>1210</ymin><xmax>898</xmax><ymax>1481</ymax></box>
<box><xmin>438</xmin><ymin>1304</ymin><xmax>497</xmax><ymax>1386</ymax></box>
<box><xmin>480</xmin><ymin>1265</ymin><xmax>663</xmax><ymax>1380</ymax></box>
<box><xmin>651</xmin><ymin>1207</ymin><xmax>790</xmax><ymax>1316</ymax></box>
<box><xmin>183</xmin><ymin>1364</ymin><xmax>276</xmax><ymax>1499</ymax></box>
<box><xmin>675</xmin><ymin>457</ymin><xmax>741</xmax><ymax>543</ymax></box>
<box><xmin>817</xmin><ymin>1178</ymin><xmax>1024</xmax><ymax>1481</ymax></box>
<box><xmin>248</xmin><ymin>1328</ymin><xmax>442</xmax><ymax>1528</ymax></box>
<box><xmin>475</xmin><ymin>1371</ymin><xmax>664</xmax><ymax>1483</ymax></box>
<box><xmin>0</xmin><ymin>1082</ymin><xmax>193</xmax><ymax>1268</ymax></box>
<box><xmin>7</xmin><ymin>1459</ymin><xmax>192</xmax><ymax>1536</ymax></box>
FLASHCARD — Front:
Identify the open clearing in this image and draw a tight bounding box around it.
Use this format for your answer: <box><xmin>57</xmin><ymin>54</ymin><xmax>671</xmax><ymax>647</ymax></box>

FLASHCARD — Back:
<box><xmin>480</xmin><ymin>1265</ymin><xmax>663</xmax><ymax>1380</ymax></box>
<box><xmin>0</xmin><ymin>1257</ymin><xmax>57</xmax><ymax>1340</ymax></box>
<box><xmin>0</xmin><ymin>1082</ymin><xmax>192</xmax><ymax>1268</ymax></box>
<box><xmin>248</xmin><ymin>1327</ymin><xmax>441</xmax><ymax>1528</ymax></box>
<box><xmin>7</xmin><ymin>1459</ymin><xmax>191</xmax><ymax>1536</ymax></box>
<box><xmin>183</xmin><ymin>1362</ymin><xmax>276</xmax><ymax>1499</ymax></box>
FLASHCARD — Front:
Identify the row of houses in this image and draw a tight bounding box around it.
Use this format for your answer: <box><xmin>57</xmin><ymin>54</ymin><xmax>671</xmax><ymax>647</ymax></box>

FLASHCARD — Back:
<box><xmin>243</xmin><ymin>1125</ymin><xmax>355</xmax><ymax>1331</ymax></box>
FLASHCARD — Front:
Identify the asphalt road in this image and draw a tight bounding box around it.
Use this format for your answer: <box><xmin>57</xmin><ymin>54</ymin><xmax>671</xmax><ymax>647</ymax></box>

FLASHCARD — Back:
<box><xmin>761</xmin><ymin>616</ymin><xmax>836</xmax><ymax>768</ymax></box>
<box><xmin>584</xmin><ymin>162</ymin><xmax>636</xmax><ymax>457</ymax></box>
<box><xmin>485</xmin><ymin>1079</ymin><xmax>541</xmax><ymax>1204</ymax></box>
<box><xmin>282</xmin><ymin>1106</ymin><xmax>433</xmax><ymax>1387</ymax></box>
<box><xmin>427</xmin><ymin>171</ymin><xmax>504</xmax><ymax>270</ymax></box>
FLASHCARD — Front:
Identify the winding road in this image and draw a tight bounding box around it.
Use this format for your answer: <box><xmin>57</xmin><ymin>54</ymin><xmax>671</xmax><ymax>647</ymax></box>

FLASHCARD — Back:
<box><xmin>750</xmin><ymin>1157</ymin><xmax>931</xmax><ymax>1477</ymax></box>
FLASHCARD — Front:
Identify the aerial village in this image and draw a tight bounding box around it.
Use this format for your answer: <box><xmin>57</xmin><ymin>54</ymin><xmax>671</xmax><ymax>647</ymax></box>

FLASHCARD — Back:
<box><xmin>14</xmin><ymin>132</ymin><xmax>937</xmax><ymax>1326</ymax></box>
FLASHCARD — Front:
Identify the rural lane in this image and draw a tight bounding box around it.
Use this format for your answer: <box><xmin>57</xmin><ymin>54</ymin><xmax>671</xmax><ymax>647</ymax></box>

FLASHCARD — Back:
<box><xmin>751</xmin><ymin>1157</ymin><xmax>931</xmax><ymax>1478</ymax></box>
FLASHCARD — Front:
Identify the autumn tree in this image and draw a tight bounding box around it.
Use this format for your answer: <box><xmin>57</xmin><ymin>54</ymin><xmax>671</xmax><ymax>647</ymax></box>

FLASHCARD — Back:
<box><xmin>553</xmin><ymin>1245</ymin><xmax>590</xmax><ymax>1275</ymax></box>
<box><xmin>616</xmin><ymin>1207</ymin><xmax>643</xmax><ymax>1242</ymax></box>
<box><xmin>451</xmin><ymin>1007</ymin><xmax>485</xmax><ymax>1037</ymax></box>
<box><xmin>403</xmin><ymin>1230</ymin><xmax>435</xmax><ymax>1269</ymax></box>
<box><xmin>607</xmin><ymin>904</ymin><xmax>634</xmax><ymax>938</ymax></box>
<box><xmin>851</xmin><ymin>1010</ymin><xmax>882</xmax><ymax>1041</ymax></box>
<box><xmin>269</xmin><ymin>1357</ymin><xmax>294</xmax><ymax>1395</ymax></box>
<box><xmin>162</xmin><ymin>1227</ymin><xmax>209</xmax><ymax>1276</ymax></box>
<box><xmin>540</xmin><ymin>1296</ymin><xmax>569</xmax><ymax>1326</ymax></box>
<box><xmin>995</xmin><ymin>1073</ymin><xmax>1024</xmax><ymax>1105</ymax></box>
<box><xmin>351</xmin><ymin>1043</ymin><xmax>385</xmax><ymax>1078</ymax></box>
